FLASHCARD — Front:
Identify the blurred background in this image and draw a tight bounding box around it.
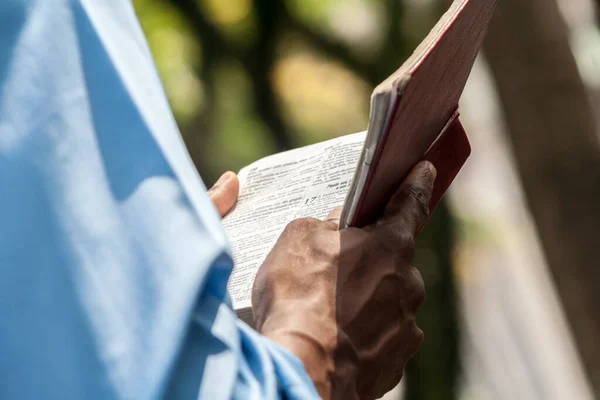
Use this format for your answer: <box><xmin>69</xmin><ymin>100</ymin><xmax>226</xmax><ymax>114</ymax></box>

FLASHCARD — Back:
<box><xmin>132</xmin><ymin>0</ymin><xmax>600</xmax><ymax>399</ymax></box>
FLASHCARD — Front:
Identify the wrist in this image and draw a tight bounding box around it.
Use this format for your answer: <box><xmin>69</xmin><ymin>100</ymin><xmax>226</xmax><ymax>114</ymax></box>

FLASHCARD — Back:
<box><xmin>267</xmin><ymin>328</ymin><xmax>362</xmax><ymax>400</ymax></box>
<box><xmin>265</xmin><ymin>329</ymin><xmax>334</xmax><ymax>399</ymax></box>
<box><xmin>257</xmin><ymin>303</ymin><xmax>337</xmax><ymax>399</ymax></box>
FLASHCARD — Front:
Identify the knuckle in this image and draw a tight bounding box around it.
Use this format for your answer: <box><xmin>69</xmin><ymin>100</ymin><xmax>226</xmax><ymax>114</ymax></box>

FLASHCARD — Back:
<box><xmin>284</xmin><ymin>217</ymin><xmax>320</xmax><ymax>234</ymax></box>
<box><xmin>411</xmin><ymin>266</ymin><xmax>425</xmax><ymax>291</ymax></box>
<box><xmin>379</xmin><ymin>221</ymin><xmax>415</xmax><ymax>247</ymax></box>
<box><xmin>406</xmin><ymin>183</ymin><xmax>431</xmax><ymax>219</ymax></box>
<box><xmin>411</xmin><ymin>278</ymin><xmax>426</xmax><ymax>310</ymax></box>
<box><xmin>402</xmin><ymin>318</ymin><xmax>424</xmax><ymax>355</ymax></box>
<box><xmin>283</xmin><ymin>218</ymin><xmax>339</xmax><ymax>263</ymax></box>
<box><xmin>370</xmin><ymin>226</ymin><xmax>395</xmax><ymax>253</ymax></box>
<box><xmin>413</xmin><ymin>326</ymin><xmax>425</xmax><ymax>349</ymax></box>
<box><xmin>321</xmin><ymin>245</ymin><xmax>341</xmax><ymax>264</ymax></box>
<box><xmin>405</xmin><ymin>238</ymin><xmax>416</xmax><ymax>261</ymax></box>
<box><xmin>397</xmin><ymin>228</ymin><xmax>416</xmax><ymax>250</ymax></box>
<box><xmin>322</xmin><ymin>219</ymin><xmax>340</xmax><ymax>232</ymax></box>
<box><xmin>311</xmin><ymin>236</ymin><xmax>340</xmax><ymax>263</ymax></box>
<box><xmin>393</xmin><ymin>227</ymin><xmax>416</xmax><ymax>259</ymax></box>
<box><xmin>373</xmin><ymin>225</ymin><xmax>416</xmax><ymax>260</ymax></box>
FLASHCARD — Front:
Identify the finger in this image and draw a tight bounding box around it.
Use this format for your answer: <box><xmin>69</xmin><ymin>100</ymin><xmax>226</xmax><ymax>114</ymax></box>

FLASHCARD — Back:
<box><xmin>208</xmin><ymin>171</ymin><xmax>240</xmax><ymax>217</ymax></box>
<box><xmin>323</xmin><ymin>207</ymin><xmax>342</xmax><ymax>228</ymax></box>
<box><xmin>381</xmin><ymin>161</ymin><xmax>437</xmax><ymax>236</ymax></box>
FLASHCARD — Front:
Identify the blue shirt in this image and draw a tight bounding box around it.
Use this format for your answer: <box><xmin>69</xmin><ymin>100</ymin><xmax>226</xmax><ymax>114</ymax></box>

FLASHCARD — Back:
<box><xmin>0</xmin><ymin>1</ymin><xmax>319</xmax><ymax>399</ymax></box>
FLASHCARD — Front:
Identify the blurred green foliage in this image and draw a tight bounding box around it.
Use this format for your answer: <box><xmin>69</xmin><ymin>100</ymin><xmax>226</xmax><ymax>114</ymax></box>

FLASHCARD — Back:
<box><xmin>132</xmin><ymin>0</ymin><xmax>438</xmax><ymax>183</ymax></box>
<box><xmin>133</xmin><ymin>0</ymin><xmax>379</xmax><ymax>183</ymax></box>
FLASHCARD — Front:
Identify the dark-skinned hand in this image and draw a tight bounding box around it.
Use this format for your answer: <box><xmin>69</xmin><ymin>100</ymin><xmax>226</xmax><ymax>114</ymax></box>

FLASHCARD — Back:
<box><xmin>252</xmin><ymin>161</ymin><xmax>436</xmax><ymax>400</ymax></box>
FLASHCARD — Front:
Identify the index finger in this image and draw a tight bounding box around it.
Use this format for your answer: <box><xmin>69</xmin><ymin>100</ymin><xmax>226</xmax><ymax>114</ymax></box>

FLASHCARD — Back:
<box><xmin>323</xmin><ymin>207</ymin><xmax>343</xmax><ymax>228</ymax></box>
<box><xmin>380</xmin><ymin>161</ymin><xmax>437</xmax><ymax>236</ymax></box>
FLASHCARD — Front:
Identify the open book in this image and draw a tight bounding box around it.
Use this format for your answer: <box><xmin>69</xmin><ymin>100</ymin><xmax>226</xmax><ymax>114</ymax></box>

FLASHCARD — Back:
<box><xmin>222</xmin><ymin>0</ymin><xmax>497</xmax><ymax>323</ymax></box>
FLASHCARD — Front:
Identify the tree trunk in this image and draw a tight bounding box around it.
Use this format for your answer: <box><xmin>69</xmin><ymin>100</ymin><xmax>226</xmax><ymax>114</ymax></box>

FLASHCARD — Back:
<box><xmin>483</xmin><ymin>0</ymin><xmax>600</xmax><ymax>396</ymax></box>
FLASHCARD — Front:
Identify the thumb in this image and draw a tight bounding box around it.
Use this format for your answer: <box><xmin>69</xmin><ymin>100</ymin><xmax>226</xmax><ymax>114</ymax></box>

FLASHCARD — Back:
<box><xmin>208</xmin><ymin>171</ymin><xmax>240</xmax><ymax>218</ymax></box>
<box><xmin>381</xmin><ymin>161</ymin><xmax>436</xmax><ymax>235</ymax></box>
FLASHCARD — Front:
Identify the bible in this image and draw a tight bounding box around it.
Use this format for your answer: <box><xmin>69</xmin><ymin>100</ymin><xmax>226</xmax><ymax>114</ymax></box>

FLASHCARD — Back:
<box><xmin>222</xmin><ymin>0</ymin><xmax>497</xmax><ymax>323</ymax></box>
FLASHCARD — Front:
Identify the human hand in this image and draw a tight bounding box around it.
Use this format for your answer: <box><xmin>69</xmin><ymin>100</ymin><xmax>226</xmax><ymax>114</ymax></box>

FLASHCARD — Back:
<box><xmin>208</xmin><ymin>171</ymin><xmax>239</xmax><ymax>217</ymax></box>
<box><xmin>252</xmin><ymin>161</ymin><xmax>436</xmax><ymax>400</ymax></box>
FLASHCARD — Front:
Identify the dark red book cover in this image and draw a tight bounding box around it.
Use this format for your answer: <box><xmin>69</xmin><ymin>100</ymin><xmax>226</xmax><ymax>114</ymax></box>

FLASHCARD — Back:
<box><xmin>349</xmin><ymin>0</ymin><xmax>497</xmax><ymax>228</ymax></box>
<box><xmin>423</xmin><ymin>116</ymin><xmax>471</xmax><ymax>213</ymax></box>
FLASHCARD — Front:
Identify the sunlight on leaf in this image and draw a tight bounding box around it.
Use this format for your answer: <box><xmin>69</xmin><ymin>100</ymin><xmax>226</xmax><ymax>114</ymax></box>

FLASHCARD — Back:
<box><xmin>284</xmin><ymin>0</ymin><xmax>337</xmax><ymax>26</ymax></box>
<box><xmin>273</xmin><ymin>51</ymin><xmax>371</xmax><ymax>144</ymax></box>
<box><xmin>134</xmin><ymin>0</ymin><xmax>203</xmax><ymax>124</ymax></box>
<box><xmin>197</xmin><ymin>0</ymin><xmax>257</xmax><ymax>47</ymax></box>
<box><xmin>207</xmin><ymin>61</ymin><xmax>277</xmax><ymax>175</ymax></box>
<box><xmin>327</xmin><ymin>1</ymin><xmax>385</xmax><ymax>54</ymax></box>
<box><xmin>201</xmin><ymin>0</ymin><xmax>252</xmax><ymax>25</ymax></box>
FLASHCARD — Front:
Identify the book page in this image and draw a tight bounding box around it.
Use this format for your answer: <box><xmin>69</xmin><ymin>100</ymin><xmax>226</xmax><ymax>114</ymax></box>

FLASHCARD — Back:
<box><xmin>223</xmin><ymin>132</ymin><xmax>366</xmax><ymax>311</ymax></box>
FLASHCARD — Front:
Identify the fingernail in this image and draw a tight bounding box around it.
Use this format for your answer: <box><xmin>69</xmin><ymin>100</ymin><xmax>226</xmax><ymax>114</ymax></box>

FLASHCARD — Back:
<box><xmin>214</xmin><ymin>171</ymin><xmax>233</xmax><ymax>187</ymax></box>
<box><xmin>424</xmin><ymin>161</ymin><xmax>437</xmax><ymax>179</ymax></box>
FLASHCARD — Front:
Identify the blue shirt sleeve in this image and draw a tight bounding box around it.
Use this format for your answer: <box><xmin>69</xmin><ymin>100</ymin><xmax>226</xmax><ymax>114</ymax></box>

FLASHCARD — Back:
<box><xmin>0</xmin><ymin>1</ymin><xmax>319</xmax><ymax>399</ymax></box>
